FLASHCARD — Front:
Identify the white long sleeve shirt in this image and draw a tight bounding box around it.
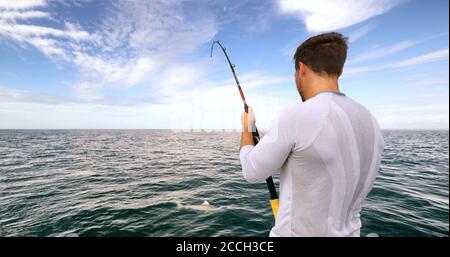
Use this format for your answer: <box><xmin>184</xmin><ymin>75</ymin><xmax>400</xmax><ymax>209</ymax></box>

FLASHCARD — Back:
<box><xmin>240</xmin><ymin>92</ymin><xmax>384</xmax><ymax>237</ymax></box>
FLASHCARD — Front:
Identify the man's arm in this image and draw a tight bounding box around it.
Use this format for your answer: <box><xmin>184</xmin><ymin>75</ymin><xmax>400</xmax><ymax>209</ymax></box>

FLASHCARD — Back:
<box><xmin>239</xmin><ymin>107</ymin><xmax>293</xmax><ymax>183</ymax></box>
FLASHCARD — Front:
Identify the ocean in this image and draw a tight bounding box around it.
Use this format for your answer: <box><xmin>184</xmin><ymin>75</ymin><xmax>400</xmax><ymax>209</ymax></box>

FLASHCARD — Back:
<box><xmin>0</xmin><ymin>130</ymin><xmax>448</xmax><ymax>237</ymax></box>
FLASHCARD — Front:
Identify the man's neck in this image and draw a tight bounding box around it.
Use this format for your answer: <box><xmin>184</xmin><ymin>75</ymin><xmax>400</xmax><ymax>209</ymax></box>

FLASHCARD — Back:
<box><xmin>301</xmin><ymin>77</ymin><xmax>340</xmax><ymax>101</ymax></box>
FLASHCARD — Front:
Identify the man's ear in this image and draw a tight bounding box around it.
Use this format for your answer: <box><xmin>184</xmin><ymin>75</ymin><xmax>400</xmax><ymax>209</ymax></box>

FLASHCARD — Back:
<box><xmin>299</xmin><ymin>62</ymin><xmax>307</xmax><ymax>76</ymax></box>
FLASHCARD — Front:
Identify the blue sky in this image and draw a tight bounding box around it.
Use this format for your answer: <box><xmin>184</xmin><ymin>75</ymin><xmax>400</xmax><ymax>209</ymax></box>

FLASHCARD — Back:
<box><xmin>0</xmin><ymin>0</ymin><xmax>448</xmax><ymax>129</ymax></box>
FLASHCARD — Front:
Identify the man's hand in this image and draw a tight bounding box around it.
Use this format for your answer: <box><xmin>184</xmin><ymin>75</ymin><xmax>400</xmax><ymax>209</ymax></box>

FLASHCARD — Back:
<box><xmin>241</xmin><ymin>107</ymin><xmax>256</xmax><ymax>132</ymax></box>
<box><xmin>240</xmin><ymin>106</ymin><xmax>256</xmax><ymax>149</ymax></box>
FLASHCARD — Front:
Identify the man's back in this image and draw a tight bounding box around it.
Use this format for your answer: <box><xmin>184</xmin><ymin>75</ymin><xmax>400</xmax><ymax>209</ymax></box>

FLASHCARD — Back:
<box><xmin>240</xmin><ymin>92</ymin><xmax>384</xmax><ymax>236</ymax></box>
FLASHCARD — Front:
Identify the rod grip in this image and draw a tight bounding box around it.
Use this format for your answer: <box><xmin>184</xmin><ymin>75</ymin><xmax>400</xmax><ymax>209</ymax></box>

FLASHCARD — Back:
<box><xmin>269</xmin><ymin>199</ymin><xmax>280</xmax><ymax>218</ymax></box>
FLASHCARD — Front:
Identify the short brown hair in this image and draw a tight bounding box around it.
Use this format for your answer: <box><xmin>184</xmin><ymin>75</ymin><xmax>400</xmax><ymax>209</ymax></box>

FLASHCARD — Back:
<box><xmin>293</xmin><ymin>32</ymin><xmax>348</xmax><ymax>76</ymax></box>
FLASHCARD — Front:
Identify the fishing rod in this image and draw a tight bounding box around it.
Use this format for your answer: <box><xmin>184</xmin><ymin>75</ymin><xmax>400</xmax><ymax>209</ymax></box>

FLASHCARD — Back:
<box><xmin>210</xmin><ymin>41</ymin><xmax>279</xmax><ymax>219</ymax></box>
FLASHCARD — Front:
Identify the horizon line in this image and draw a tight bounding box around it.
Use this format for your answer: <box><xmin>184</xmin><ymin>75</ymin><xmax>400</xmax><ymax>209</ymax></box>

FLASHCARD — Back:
<box><xmin>0</xmin><ymin>128</ymin><xmax>448</xmax><ymax>131</ymax></box>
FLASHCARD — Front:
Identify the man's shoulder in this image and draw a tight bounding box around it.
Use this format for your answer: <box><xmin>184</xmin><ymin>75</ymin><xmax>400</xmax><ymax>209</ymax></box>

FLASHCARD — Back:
<box><xmin>274</xmin><ymin>98</ymin><xmax>333</xmax><ymax>149</ymax></box>
<box><xmin>275</xmin><ymin>99</ymin><xmax>331</xmax><ymax>135</ymax></box>
<box><xmin>279</xmin><ymin>97</ymin><xmax>331</xmax><ymax>120</ymax></box>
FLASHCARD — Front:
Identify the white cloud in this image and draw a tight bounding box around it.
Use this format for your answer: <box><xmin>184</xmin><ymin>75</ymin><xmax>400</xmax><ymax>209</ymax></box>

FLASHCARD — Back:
<box><xmin>0</xmin><ymin>0</ymin><xmax>47</xmax><ymax>10</ymax></box>
<box><xmin>348</xmin><ymin>34</ymin><xmax>448</xmax><ymax>64</ymax></box>
<box><xmin>71</xmin><ymin>0</ymin><xmax>218</xmax><ymax>93</ymax></box>
<box><xmin>345</xmin><ymin>48</ymin><xmax>449</xmax><ymax>74</ymax></box>
<box><xmin>27</xmin><ymin>37</ymin><xmax>67</xmax><ymax>57</ymax></box>
<box><xmin>0</xmin><ymin>4</ymin><xmax>97</xmax><ymax>63</ymax></box>
<box><xmin>158</xmin><ymin>63</ymin><xmax>207</xmax><ymax>94</ymax></box>
<box><xmin>99</xmin><ymin>1</ymin><xmax>216</xmax><ymax>53</ymax></box>
<box><xmin>0</xmin><ymin>22</ymin><xmax>95</xmax><ymax>42</ymax></box>
<box><xmin>71</xmin><ymin>52</ymin><xmax>157</xmax><ymax>89</ymax></box>
<box><xmin>0</xmin><ymin>0</ymin><xmax>218</xmax><ymax>96</ymax></box>
<box><xmin>0</xmin><ymin>10</ymin><xmax>49</xmax><ymax>20</ymax></box>
<box><xmin>349</xmin><ymin>40</ymin><xmax>416</xmax><ymax>64</ymax></box>
<box><xmin>390</xmin><ymin>49</ymin><xmax>449</xmax><ymax>68</ymax></box>
<box><xmin>277</xmin><ymin>0</ymin><xmax>401</xmax><ymax>32</ymax></box>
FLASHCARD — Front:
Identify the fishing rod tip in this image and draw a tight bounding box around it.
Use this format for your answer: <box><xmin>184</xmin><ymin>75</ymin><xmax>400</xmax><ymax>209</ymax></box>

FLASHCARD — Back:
<box><xmin>210</xmin><ymin>40</ymin><xmax>219</xmax><ymax>58</ymax></box>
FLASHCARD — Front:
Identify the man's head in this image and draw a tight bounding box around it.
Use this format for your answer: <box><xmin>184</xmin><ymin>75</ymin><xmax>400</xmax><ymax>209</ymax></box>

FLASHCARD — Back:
<box><xmin>293</xmin><ymin>32</ymin><xmax>348</xmax><ymax>98</ymax></box>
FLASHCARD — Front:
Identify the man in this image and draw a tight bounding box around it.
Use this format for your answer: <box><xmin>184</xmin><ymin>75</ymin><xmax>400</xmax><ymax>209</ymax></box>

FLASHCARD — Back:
<box><xmin>239</xmin><ymin>32</ymin><xmax>384</xmax><ymax>237</ymax></box>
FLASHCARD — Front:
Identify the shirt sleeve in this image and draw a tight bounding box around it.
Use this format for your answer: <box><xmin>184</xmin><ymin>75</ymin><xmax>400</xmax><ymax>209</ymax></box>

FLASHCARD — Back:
<box><xmin>239</xmin><ymin>114</ymin><xmax>294</xmax><ymax>183</ymax></box>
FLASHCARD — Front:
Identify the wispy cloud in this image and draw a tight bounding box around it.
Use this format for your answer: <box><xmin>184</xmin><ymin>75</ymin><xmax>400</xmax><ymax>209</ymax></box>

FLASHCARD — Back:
<box><xmin>348</xmin><ymin>33</ymin><xmax>448</xmax><ymax>64</ymax></box>
<box><xmin>0</xmin><ymin>2</ymin><xmax>97</xmax><ymax>62</ymax></box>
<box><xmin>345</xmin><ymin>48</ymin><xmax>449</xmax><ymax>74</ymax></box>
<box><xmin>0</xmin><ymin>0</ymin><xmax>47</xmax><ymax>10</ymax></box>
<box><xmin>0</xmin><ymin>22</ymin><xmax>95</xmax><ymax>42</ymax></box>
<box><xmin>276</xmin><ymin>0</ymin><xmax>401</xmax><ymax>32</ymax></box>
<box><xmin>349</xmin><ymin>40</ymin><xmax>416</xmax><ymax>64</ymax></box>
<box><xmin>390</xmin><ymin>49</ymin><xmax>449</xmax><ymax>68</ymax></box>
<box><xmin>0</xmin><ymin>0</ymin><xmax>217</xmax><ymax>98</ymax></box>
<box><xmin>348</xmin><ymin>24</ymin><xmax>375</xmax><ymax>43</ymax></box>
<box><xmin>0</xmin><ymin>10</ymin><xmax>49</xmax><ymax>20</ymax></box>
